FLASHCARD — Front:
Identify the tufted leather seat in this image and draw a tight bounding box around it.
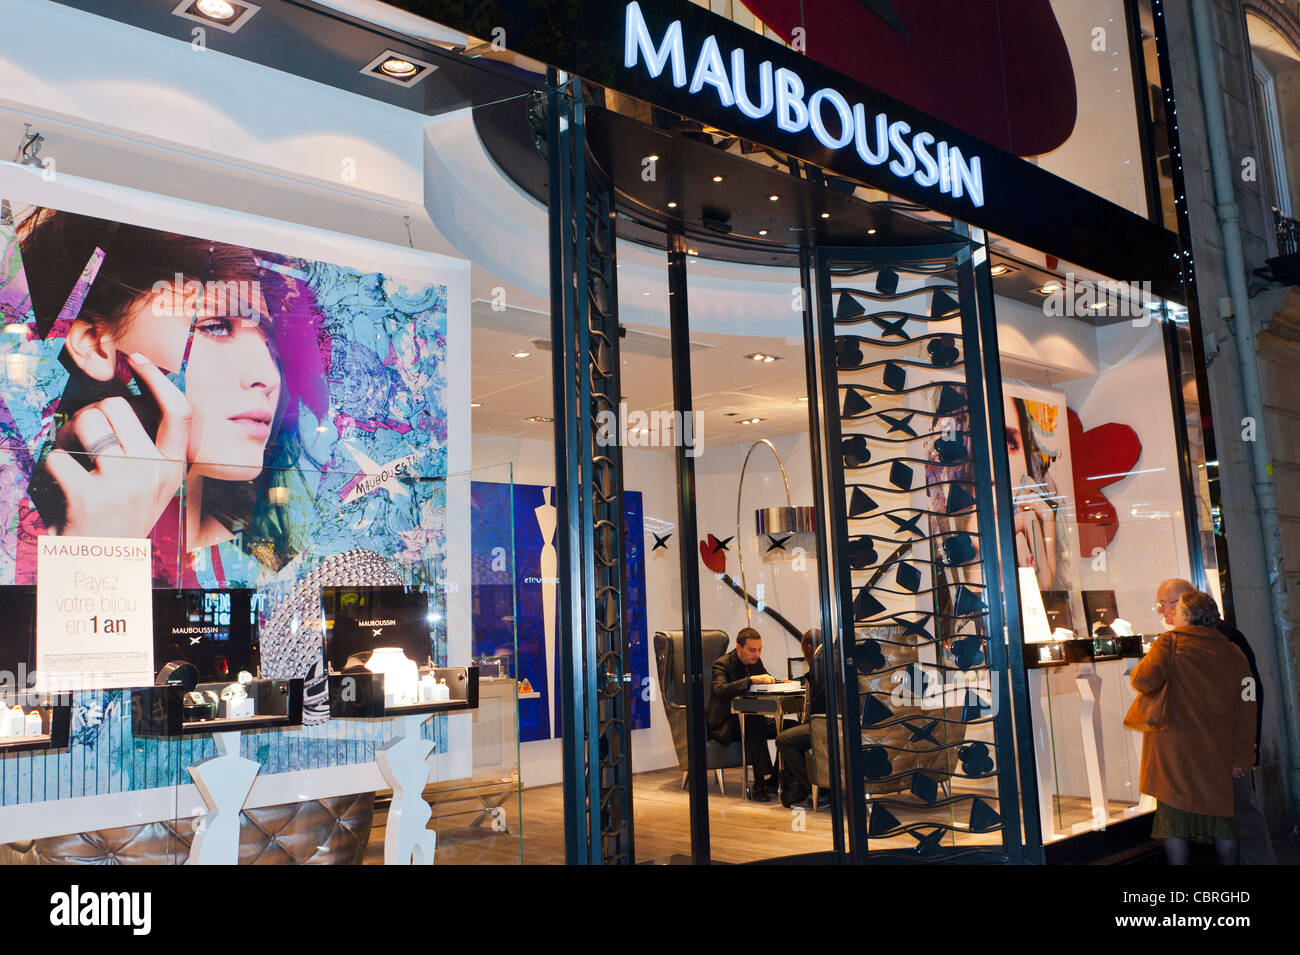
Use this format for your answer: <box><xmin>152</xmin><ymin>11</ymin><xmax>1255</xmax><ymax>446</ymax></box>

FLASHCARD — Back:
<box><xmin>0</xmin><ymin>792</ymin><xmax>374</xmax><ymax>865</ymax></box>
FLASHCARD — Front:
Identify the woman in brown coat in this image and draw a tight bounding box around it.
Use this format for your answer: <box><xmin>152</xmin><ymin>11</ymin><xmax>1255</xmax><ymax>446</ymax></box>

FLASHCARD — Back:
<box><xmin>1130</xmin><ymin>590</ymin><xmax>1257</xmax><ymax>864</ymax></box>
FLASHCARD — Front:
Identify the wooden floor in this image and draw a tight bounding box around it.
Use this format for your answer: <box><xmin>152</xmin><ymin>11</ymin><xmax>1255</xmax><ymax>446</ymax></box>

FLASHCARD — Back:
<box><xmin>364</xmin><ymin>767</ymin><xmax>1132</xmax><ymax>864</ymax></box>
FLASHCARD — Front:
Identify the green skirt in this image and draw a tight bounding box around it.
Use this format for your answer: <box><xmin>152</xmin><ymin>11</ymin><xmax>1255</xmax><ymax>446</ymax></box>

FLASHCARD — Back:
<box><xmin>1151</xmin><ymin>801</ymin><xmax>1237</xmax><ymax>843</ymax></box>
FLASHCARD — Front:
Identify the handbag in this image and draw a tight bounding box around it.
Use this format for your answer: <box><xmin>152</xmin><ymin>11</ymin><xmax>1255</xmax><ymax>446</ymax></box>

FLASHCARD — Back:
<box><xmin>1123</xmin><ymin>633</ymin><xmax>1177</xmax><ymax>733</ymax></box>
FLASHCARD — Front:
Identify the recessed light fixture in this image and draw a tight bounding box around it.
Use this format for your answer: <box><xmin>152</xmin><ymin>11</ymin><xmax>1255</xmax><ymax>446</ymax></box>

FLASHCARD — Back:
<box><xmin>512</xmin><ymin>351</ymin><xmax>531</xmax><ymax>359</ymax></box>
<box><xmin>768</xmin><ymin>194</ymin><xmax>780</xmax><ymax>201</ymax></box>
<box><xmin>867</xmin><ymin>228</ymin><xmax>877</xmax><ymax>235</ymax></box>
<box><xmin>470</xmin><ymin>402</ymin><xmax>483</xmax><ymax>408</ymax></box>
<box><xmin>821</xmin><ymin>212</ymin><xmax>831</xmax><ymax>219</ymax></box>
<box><xmin>1088</xmin><ymin>300</ymin><xmax>1111</xmax><ymax>310</ymax></box>
<box><xmin>688</xmin><ymin>249</ymin><xmax>698</xmax><ymax>256</ymax></box>
<box><xmin>712</xmin><ymin>175</ymin><xmax>725</xmax><ymax>182</ymax></box>
<box><xmin>989</xmin><ymin>263</ymin><xmax>1014</xmax><ymax>276</ymax></box>
<box><xmin>361</xmin><ymin>49</ymin><xmax>437</xmax><ymax>87</ymax></box>
<box><xmin>757</xmin><ymin>229</ymin><xmax>769</xmax><ymax>236</ymax></box>
<box><xmin>746</xmin><ymin>352</ymin><xmax>780</xmax><ymax>363</ymax></box>
<box><xmin>740</xmin><ymin>417</ymin><xmax>765</xmax><ymax>425</ymax></box>
<box><xmin>1037</xmin><ymin>282</ymin><xmax>1064</xmax><ymax>294</ymax></box>
<box><xmin>172</xmin><ymin>0</ymin><xmax>260</xmax><ymax>31</ymax></box>
<box><xmin>527</xmin><ymin>416</ymin><xmax>554</xmax><ymax>423</ymax></box>
<box><xmin>647</xmin><ymin>154</ymin><xmax>660</xmax><ymax>162</ymax></box>
<box><xmin>667</xmin><ymin>201</ymin><xmax>678</xmax><ymax>209</ymax></box>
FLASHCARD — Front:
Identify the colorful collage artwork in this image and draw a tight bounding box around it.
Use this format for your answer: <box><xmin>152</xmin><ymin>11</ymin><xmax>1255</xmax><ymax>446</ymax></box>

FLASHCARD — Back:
<box><xmin>0</xmin><ymin>200</ymin><xmax>451</xmax><ymax>802</ymax></box>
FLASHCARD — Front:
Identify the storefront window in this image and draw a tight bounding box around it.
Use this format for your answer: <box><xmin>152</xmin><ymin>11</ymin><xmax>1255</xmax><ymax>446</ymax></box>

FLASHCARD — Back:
<box><xmin>988</xmin><ymin>240</ymin><xmax>1213</xmax><ymax>843</ymax></box>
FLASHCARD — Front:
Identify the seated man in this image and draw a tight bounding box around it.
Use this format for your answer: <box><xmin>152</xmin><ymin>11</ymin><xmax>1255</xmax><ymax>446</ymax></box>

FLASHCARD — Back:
<box><xmin>707</xmin><ymin>627</ymin><xmax>779</xmax><ymax>801</ymax></box>
<box><xmin>776</xmin><ymin>629</ymin><xmax>826</xmax><ymax>808</ymax></box>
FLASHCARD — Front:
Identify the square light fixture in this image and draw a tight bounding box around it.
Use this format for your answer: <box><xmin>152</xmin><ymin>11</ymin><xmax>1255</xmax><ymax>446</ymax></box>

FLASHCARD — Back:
<box><xmin>361</xmin><ymin>50</ymin><xmax>438</xmax><ymax>87</ymax></box>
<box><xmin>171</xmin><ymin>0</ymin><xmax>261</xmax><ymax>33</ymax></box>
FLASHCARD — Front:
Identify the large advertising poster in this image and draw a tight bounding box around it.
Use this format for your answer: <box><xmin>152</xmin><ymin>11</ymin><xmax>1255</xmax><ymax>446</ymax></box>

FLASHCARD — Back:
<box><xmin>0</xmin><ymin>198</ymin><xmax>451</xmax><ymax>721</ymax></box>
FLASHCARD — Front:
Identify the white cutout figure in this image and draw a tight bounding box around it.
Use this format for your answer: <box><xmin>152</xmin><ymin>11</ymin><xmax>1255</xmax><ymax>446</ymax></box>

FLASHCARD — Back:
<box><xmin>187</xmin><ymin>731</ymin><xmax>259</xmax><ymax>865</ymax></box>
<box><xmin>375</xmin><ymin>713</ymin><xmax>438</xmax><ymax>865</ymax></box>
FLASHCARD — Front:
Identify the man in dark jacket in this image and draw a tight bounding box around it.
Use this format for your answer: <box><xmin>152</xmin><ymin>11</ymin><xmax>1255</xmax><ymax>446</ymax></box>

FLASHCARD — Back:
<box><xmin>776</xmin><ymin>630</ymin><xmax>825</xmax><ymax>807</ymax></box>
<box><xmin>709</xmin><ymin>627</ymin><xmax>778</xmax><ymax>801</ymax></box>
<box><xmin>1157</xmin><ymin>579</ymin><xmax>1275</xmax><ymax>863</ymax></box>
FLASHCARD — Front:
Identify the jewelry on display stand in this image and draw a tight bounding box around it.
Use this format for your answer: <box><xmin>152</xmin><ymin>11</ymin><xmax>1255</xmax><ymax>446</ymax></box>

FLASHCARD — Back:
<box><xmin>375</xmin><ymin>713</ymin><xmax>438</xmax><ymax>865</ymax></box>
<box><xmin>187</xmin><ymin>730</ymin><xmax>260</xmax><ymax>866</ymax></box>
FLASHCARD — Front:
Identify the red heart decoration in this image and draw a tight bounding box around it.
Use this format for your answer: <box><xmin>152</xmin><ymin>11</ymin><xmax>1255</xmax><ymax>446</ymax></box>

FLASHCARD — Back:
<box><xmin>741</xmin><ymin>0</ymin><xmax>1077</xmax><ymax>157</ymax></box>
<box><xmin>700</xmin><ymin>534</ymin><xmax>728</xmax><ymax>575</ymax></box>
<box><xmin>1067</xmin><ymin>408</ymin><xmax>1141</xmax><ymax>557</ymax></box>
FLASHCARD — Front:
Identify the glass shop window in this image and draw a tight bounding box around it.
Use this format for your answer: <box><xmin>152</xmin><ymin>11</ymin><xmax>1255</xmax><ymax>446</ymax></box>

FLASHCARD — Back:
<box><xmin>988</xmin><ymin>244</ymin><xmax>1214</xmax><ymax>842</ymax></box>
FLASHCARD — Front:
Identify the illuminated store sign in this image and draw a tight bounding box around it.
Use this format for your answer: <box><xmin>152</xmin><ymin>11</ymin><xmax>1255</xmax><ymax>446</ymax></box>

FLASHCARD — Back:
<box><xmin>623</xmin><ymin>0</ymin><xmax>985</xmax><ymax>208</ymax></box>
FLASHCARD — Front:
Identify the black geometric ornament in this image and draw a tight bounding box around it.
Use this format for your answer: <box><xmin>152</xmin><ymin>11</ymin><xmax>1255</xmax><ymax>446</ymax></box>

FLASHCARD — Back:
<box><xmin>651</xmin><ymin>532</ymin><xmax>673</xmax><ymax>551</ymax></box>
<box><xmin>933</xmin><ymin>437</ymin><xmax>967</xmax><ymax>465</ymax></box>
<box><xmin>765</xmin><ymin>534</ymin><xmax>791</xmax><ymax>552</ymax></box>
<box><xmin>885</xmin><ymin>512</ymin><xmax>925</xmax><ymax>537</ymax></box>
<box><xmin>958</xmin><ymin>741</ymin><xmax>996</xmax><ymax>777</ymax></box>
<box><xmin>881</xmin><ymin>361</ymin><xmax>907</xmax><ymax>392</ymax></box>
<box><xmin>879</xmin><ymin>412</ymin><xmax>917</xmax><ymax>436</ymax></box>
<box><xmin>942</xmin><ymin>532</ymin><xmax>976</xmax><ymax>564</ymax></box>
<box><xmin>842</xmin><ymin>434</ymin><xmax>871</xmax><ymax>468</ymax></box>
<box><xmin>936</xmin><ymin>383</ymin><xmax>966</xmax><ymax>416</ymax></box>
<box><xmin>853</xmin><ymin>587</ymin><xmax>886</xmax><ymax>621</ymax></box>
<box><xmin>945</xmin><ymin>484</ymin><xmax>976</xmax><ymax>513</ymax></box>
<box><xmin>950</xmin><ymin>635</ymin><xmax>986</xmax><ymax>670</ymax></box>
<box><xmin>927</xmin><ymin>333</ymin><xmax>960</xmax><ymax>367</ymax></box>
<box><xmin>910</xmin><ymin>772</ymin><xmax>940</xmax><ymax>805</ymax></box>
<box><xmin>848</xmin><ymin>487</ymin><xmax>878</xmax><ymax>517</ymax></box>
<box><xmin>861</xmin><ymin>692</ymin><xmax>893</xmax><ymax>725</ymax></box>
<box><xmin>958</xmin><ymin>689</ymin><xmax>988</xmax><ymax>723</ymax></box>
<box><xmin>954</xmin><ymin>585</ymin><xmax>986</xmax><ymax>616</ymax></box>
<box><xmin>931</xmin><ymin>288</ymin><xmax>959</xmax><ymax>318</ymax></box>
<box><xmin>889</xmin><ymin>460</ymin><xmax>914</xmax><ymax>490</ymax></box>
<box><xmin>835</xmin><ymin>337</ymin><xmax>864</xmax><ymax>369</ymax></box>
<box><xmin>841</xmin><ymin>387</ymin><xmax>871</xmax><ymax>418</ymax></box>
<box><xmin>968</xmin><ymin>797</ymin><xmax>1002</xmax><ymax>833</ymax></box>
<box><xmin>874</xmin><ymin>314</ymin><xmax>911</xmax><ymax>340</ymax></box>
<box><xmin>895</xmin><ymin>561</ymin><xmax>922</xmax><ymax>593</ymax></box>
<box><xmin>836</xmin><ymin>290</ymin><xmax>866</xmax><ymax>320</ymax></box>
<box><xmin>903</xmin><ymin>719</ymin><xmax>940</xmax><ymax>745</ymax></box>
<box><xmin>847</xmin><ymin>536</ymin><xmax>878</xmax><ymax>569</ymax></box>
<box><xmin>875</xmin><ymin>267</ymin><xmax>900</xmax><ymax>295</ymax></box>
<box><xmin>868</xmin><ymin>803</ymin><xmax>901</xmax><ymax>837</ymax></box>
<box><xmin>862</xmin><ymin>746</ymin><xmax>893</xmax><ymax>781</ymax></box>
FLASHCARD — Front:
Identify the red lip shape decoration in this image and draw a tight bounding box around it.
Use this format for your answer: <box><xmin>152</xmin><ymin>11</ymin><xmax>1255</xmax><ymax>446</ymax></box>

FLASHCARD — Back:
<box><xmin>1067</xmin><ymin>408</ymin><xmax>1141</xmax><ymax>557</ymax></box>
<box><xmin>700</xmin><ymin>534</ymin><xmax>729</xmax><ymax>575</ymax></box>
<box><xmin>742</xmin><ymin>0</ymin><xmax>1078</xmax><ymax>156</ymax></box>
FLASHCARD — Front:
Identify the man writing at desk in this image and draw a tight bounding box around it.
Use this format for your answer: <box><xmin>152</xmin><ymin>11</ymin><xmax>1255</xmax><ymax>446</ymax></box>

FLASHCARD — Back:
<box><xmin>708</xmin><ymin>627</ymin><xmax>779</xmax><ymax>801</ymax></box>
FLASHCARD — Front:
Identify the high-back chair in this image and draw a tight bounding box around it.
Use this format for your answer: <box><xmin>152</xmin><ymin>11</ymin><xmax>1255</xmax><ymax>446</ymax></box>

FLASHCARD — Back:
<box><xmin>653</xmin><ymin>630</ymin><xmax>744</xmax><ymax>795</ymax></box>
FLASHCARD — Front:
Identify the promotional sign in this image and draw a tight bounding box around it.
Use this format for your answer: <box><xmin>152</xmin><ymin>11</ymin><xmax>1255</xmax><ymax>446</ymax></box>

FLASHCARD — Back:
<box><xmin>36</xmin><ymin>536</ymin><xmax>154</xmax><ymax>690</ymax></box>
<box><xmin>152</xmin><ymin>588</ymin><xmax>253</xmax><ymax>682</ymax></box>
<box><xmin>1017</xmin><ymin>566</ymin><xmax>1054</xmax><ymax>644</ymax></box>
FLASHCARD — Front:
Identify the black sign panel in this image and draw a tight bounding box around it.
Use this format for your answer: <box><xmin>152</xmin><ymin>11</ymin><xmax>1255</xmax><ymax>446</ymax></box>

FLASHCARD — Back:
<box><xmin>322</xmin><ymin>586</ymin><xmax>433</xmax><ymax>671</ymax></box>
<box><xmin>391</xmin><ymin>0</ymin><xmax>1183</xmax><ymax>299</ymax></box>
<box><xmin>152</xmin><ymin>589</ymin><xmax>254</xmax><ymax>682</ymax></box>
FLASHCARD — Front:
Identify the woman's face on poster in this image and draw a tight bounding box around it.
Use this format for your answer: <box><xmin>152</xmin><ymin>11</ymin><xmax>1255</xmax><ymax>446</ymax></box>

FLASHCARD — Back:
<box><xmin>110</xmin><ymin>281</ymin><xmax>281</xmax><ymax>481</ymax></box>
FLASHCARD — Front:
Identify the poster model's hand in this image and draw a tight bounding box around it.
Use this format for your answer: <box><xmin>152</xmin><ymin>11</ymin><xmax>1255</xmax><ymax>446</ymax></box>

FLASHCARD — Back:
<box><xmin>46</xmin><ymin>353</ymin><xmax>192</xmax><ymax>539</ymax></box>
<box><xmin>1013</xmin><ymin>482</ymin><xmax>1057</xmax><ymax>588</ymax></box>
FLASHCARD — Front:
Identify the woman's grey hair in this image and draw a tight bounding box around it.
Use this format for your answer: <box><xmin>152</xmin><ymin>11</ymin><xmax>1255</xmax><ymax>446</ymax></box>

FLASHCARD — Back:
<box><xmin>1177</xmin><ymin>589</ymin><xmax>1222</xmax><ymax>628</ymax></box>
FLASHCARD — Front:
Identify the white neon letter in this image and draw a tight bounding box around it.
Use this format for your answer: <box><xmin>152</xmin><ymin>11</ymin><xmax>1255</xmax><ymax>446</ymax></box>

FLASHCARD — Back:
<box><xmin>732</xmin><ymin>48</ymin><xmax>773</xmax><ymax>119</ymax></box>
<box><xmin>853</xmin><ymin>105</ymin><xmax>889</xmax><ymax>165</ymax></box>
<box><xmin>774</xmin><ymin>67</ymin><xmax>809</xmax><ymax>134</ymax></box>
<box><xmin>949</xmin><ymin>146</ymin><xmax>985</xmax><ymax>208</ymax></box>
<box><xmin>912</xmin><ymin>131</ymin><xmax>939</xmax><ymax>187</ymax></box>
<box><xmin>808</xmin><ymin>88</ymin><xmax>854</xmax><ymax>150</ymax></box>
<box><xmin>887</xmin><ymin>121</ymin><xmax>915</xmax><ymax>178</ymax></box>
<box><xmin>624</xmin><ymin>1</ymin><xmax>686</xmax><ymax>87</ymax></box>
<box><xmin>690</xmin><ymin>35</ymin><xmax>735</xmax><ymax>106</ymax></box>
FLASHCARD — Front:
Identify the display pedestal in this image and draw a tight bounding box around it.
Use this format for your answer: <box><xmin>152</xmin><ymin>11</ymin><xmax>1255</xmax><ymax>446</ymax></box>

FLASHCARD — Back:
<box><xmin>376</xmin><ymin>713</ymin><xmax>437</xmax><ymax>865</ymax></box>
<box><xmin>1027</xmin><ymin>668</ymin><xmax>1058</xmax><ymax>840</ymax></box>
<box><xmin>1075</xmin><ymin>666</ymin><xmax>1108</xmax><ymax>832</ymax></box>
<box><xmin>187</xmin><ymin>731</ymin><xmax>260</xmax><ymax>865</ymax></box>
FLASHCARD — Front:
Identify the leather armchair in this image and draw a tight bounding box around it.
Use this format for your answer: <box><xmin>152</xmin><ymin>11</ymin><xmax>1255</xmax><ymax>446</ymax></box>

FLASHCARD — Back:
<box><xmin>654</xmin><ymin>630</ymin><xmax>743</xmax><ymax>795</ymax></box>
<box><xmin>0</xmin><ymin>792</ymin><xmax>375</xmax><ymax>865</ymax></box>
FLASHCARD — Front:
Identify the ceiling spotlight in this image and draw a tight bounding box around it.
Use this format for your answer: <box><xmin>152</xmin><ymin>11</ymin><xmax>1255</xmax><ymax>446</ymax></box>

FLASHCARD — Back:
<box><xmin>172</xmin><ymin>0</ymin><xmax>260</xmax><ymax>32</ymax></box>
<box><xmin>688</xmin><ymin>248</ymin><xmax>698</xmax><ymax>256</ymax></box>
<box><xmin>712</xmin><ymin>175</ymin><xmax>725</xmax><ymax>182</ymax></box>
<box><xmin>512</xmin><ymin>351</ymin><xmax>531</xmax><ymax>359</ymax></box>
<box><xmin>361</xmin><ymin>49</ymin><xmax>436</xmax><ymax>86</ymax></box>
<box><xmin>867</xmin><ymin>228</ymin><xmax>877</xmax><ymax>235</ymax></box>
<box><xmin>1038</xmin><ymin>282</ymin><xmax>1064</xmax><ymax>294</ymax></box>
<box><xmin>746</xmin><ymin>352</ymin><xmax>782</xmax><ymax>363</ymax></box>
<box><xmin>527</xmin><ymin>416</ymin><xmax>554</xmax><ymax>423</ymax></box>
<box><xmin>740</xmin><ymin>417</ymin><xmax>765</xmax><ymax>425</ymax></box>
<box><xmin>196</xmin><ymin>0</ymin><xmax>237</xmax><ymax>18</ymax></box>
<box><xmin>380</xmin><ymin>57</ymin><xmax>419</xmax><ymax>77</ymax></box>
<box><xmin>989</xmin><ymin>264</ymin><xmax>1012</xmax><ymax>276</ymax></box>
<box><xmin>1088</xmin><ymin>300</ymin><xmax>1111</xmax><ymax>310</ymax></box>
<box><xmin>647</xmin><ymin>154</ymin><xmax>660</xmax><ymax>162</ymax></box>
<box><xmin>667</xmin><ymin>201</ymin><xmax>678</xmax><ymax>209</ymax></box>
<box><xmin>821</xmin><ymin>212</ymin><xmax>831</xmax><ymax>219</ymax></box>
<box><xmin>768</xmin><ymin>194</ymin><xmax>780</xmax><ymax>201</ymax></box>
<box><xmin>757</xmin><ymin>229</ymin><xmax>769</xmax><ymax>236</ymax></box>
